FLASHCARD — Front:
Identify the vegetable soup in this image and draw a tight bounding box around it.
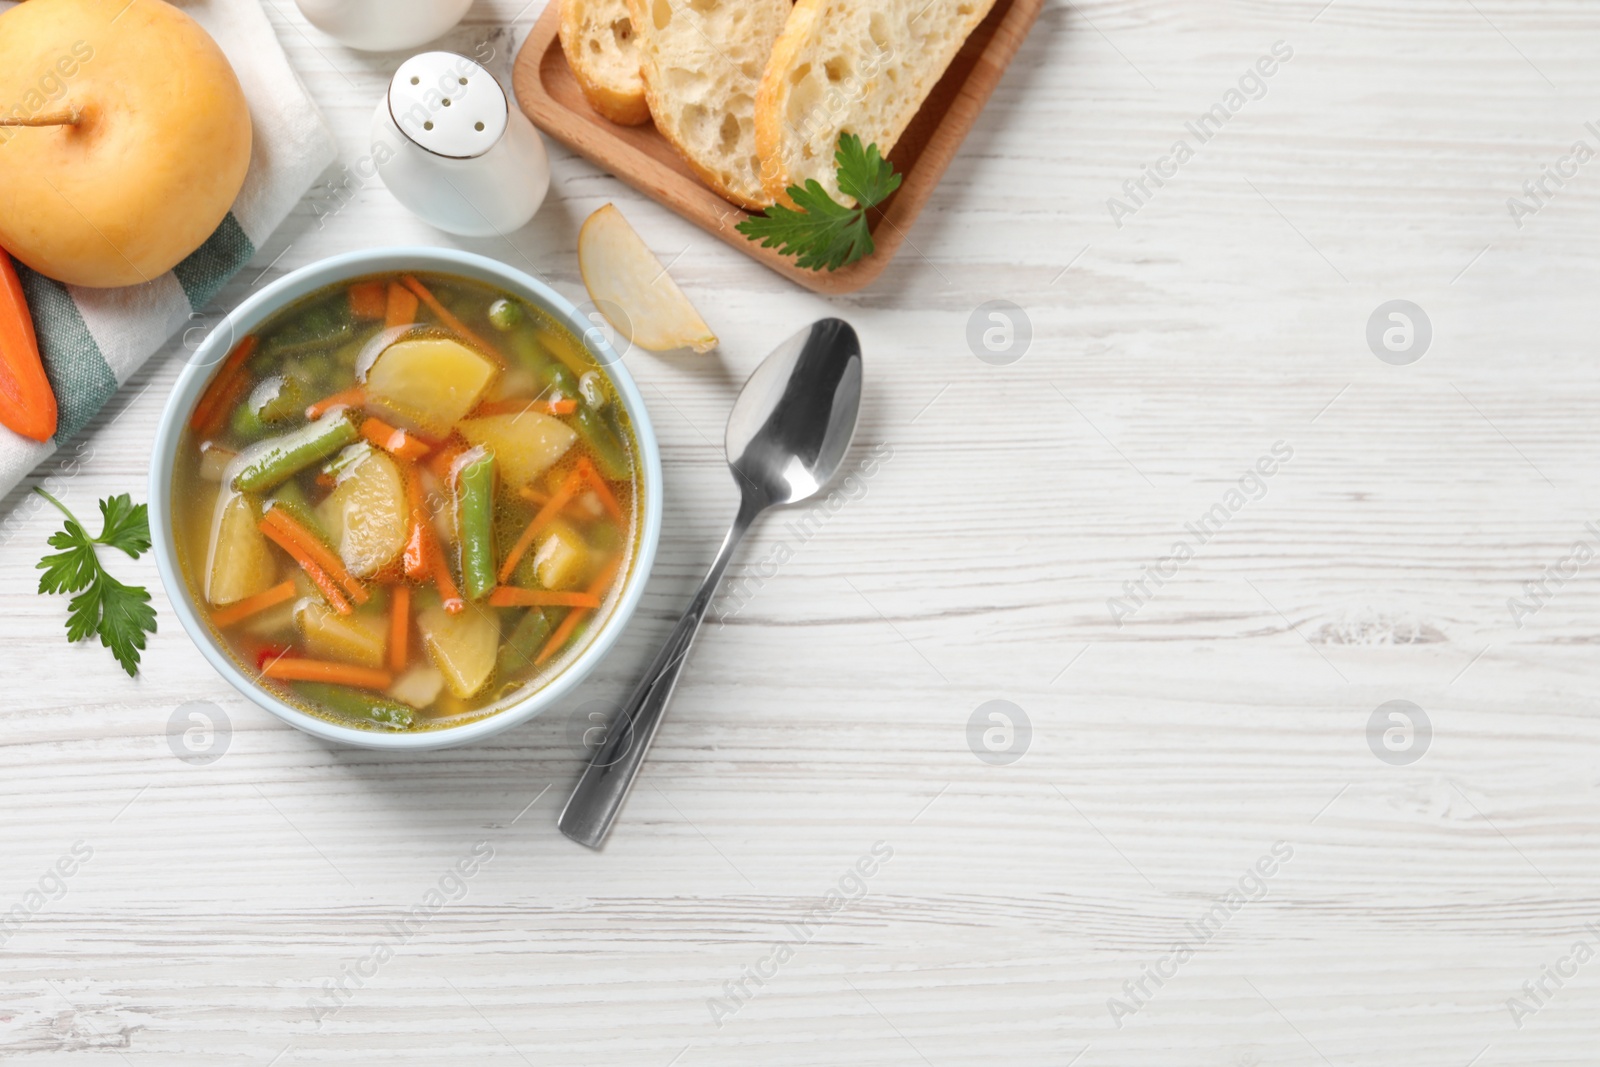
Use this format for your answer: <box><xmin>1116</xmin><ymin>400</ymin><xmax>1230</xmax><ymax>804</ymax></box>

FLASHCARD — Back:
<box><xmin>172</xmin><ymin>272</ymin><xmax>640</xmax><ymax>732</ymax></box>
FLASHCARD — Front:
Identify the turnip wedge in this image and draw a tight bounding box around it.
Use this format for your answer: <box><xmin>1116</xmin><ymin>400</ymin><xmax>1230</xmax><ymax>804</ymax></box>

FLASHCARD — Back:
<box><xmin>578</xmin><ymin>203</ymin><xmax>717</xmax><ymax>354</ymax></box>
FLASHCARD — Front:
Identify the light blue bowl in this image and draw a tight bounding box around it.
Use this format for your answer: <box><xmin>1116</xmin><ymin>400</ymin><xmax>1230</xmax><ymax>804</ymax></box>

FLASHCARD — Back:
<box><xmin>149</xmin><ymin>248</ymin><xmax>662</xmax><ymax>750</ymax></box>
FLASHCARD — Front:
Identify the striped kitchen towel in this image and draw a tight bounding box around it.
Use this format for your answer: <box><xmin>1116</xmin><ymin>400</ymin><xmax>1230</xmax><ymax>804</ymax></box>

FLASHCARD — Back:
<box><xmin>0</xmin><ymin>0</ymin><xmax>337</xmax><ymax>501</ymax></box>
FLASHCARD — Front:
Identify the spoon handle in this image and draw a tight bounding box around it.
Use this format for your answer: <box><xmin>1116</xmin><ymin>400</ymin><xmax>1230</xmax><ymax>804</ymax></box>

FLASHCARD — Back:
<box><xmin>557</xmin><ymin>495</ymin><xmax>761</xmax><ymax>848</ymax></box>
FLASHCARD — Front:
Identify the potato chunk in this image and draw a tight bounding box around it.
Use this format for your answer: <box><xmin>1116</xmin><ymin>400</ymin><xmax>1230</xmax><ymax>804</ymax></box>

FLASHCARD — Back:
<box><xmin>456</xmin><ymin>411</ymin><xmax>577</xmax><ymax>490</ymax></box>
<box><xmin>364</xmin><ymin>337</ymin><xmax>497</xmax><ymax>434</ymax></box>
<box><xmin>317</xmin><ymin>447</ymin><xmax>408</xmax><ymax>578</ymax></box>
<box><xmin>295</xmin><ymin>600</ymin><xmax>387</xmax><ymax>669</ymax></box>
<box><xmin>532</xmin><ymin>520</ymin><xmax>592</xmax><ymax>590</ymax></box>
<box><xmin>416</xmin><ymin>602</ymin><xmax>499</xmax><ymax>699</ymax></box>
<box><xmin>206</xmin><ymin>492</ymin><xmax>278</xmax><ymax>606</ymax></box>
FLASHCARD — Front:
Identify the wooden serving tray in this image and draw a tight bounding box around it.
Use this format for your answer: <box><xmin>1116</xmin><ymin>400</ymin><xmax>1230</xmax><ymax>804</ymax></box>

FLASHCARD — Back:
<box><xmin>510</xmin><ymin>0</ymin><xmax>1044</xmax><ymax>294</ymax></box>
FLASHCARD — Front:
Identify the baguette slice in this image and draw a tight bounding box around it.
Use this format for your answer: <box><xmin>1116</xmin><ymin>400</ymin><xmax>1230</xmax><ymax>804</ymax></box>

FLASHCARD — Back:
<box><xmin>627</xmin><ymin>0</ymin><xmax>790</xmax><ymax>209</ymax></box>
<box><xmin>756</xmin><ymin>0</ymin><xmax>998</xmax><ymax>204</ymax></box>
<box><xmin>559</xmin><ymin>0</ymin><xmax>651</xmax><ymax>126</ymax></box>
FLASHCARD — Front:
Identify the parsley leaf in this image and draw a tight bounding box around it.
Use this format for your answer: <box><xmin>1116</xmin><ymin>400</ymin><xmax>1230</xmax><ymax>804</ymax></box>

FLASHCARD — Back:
<box><xmin>97</xmin><ymin>494</ymin><xmax>151</xmax><ymax>558</ymax></box>
<box><xmin>34</xmin><ymin>489</ymin><xmax>157</xmax><ymax>677</ymax></box>
<box><xmin>736</xmin><ymin>133</ymin><xmax>903</xmax><ymax>272</ymax></box>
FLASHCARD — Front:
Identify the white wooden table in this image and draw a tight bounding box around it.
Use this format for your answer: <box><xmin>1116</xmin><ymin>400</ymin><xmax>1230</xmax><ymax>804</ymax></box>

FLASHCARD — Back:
<box><xmin>3</xmin><ymin>1</ymin><xmax>1599</xmax><ymax>1063</ymax></box>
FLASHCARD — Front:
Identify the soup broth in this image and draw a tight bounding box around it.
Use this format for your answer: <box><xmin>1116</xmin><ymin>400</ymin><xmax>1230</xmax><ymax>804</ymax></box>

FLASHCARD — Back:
<box><xmin>173</xmin><ymin>271</ymin><xmax>640</xmax><ymax>732</ymax></box>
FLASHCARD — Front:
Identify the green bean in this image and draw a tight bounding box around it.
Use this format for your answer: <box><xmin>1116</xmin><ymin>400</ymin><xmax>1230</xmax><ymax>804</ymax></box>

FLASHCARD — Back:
<box><xmin>294</xmin><ymin>682</ymin><xmax>414</xmax><ymax>730</ymax></box>
<box><xmin>230</xmin><ymin>376</ymin><xmax>306</xmax><ymax>441</ymax></box>
<box><xmin>232</xmin><ymin>412</ymin><xmax>358</xmax><ymax>493</ymax></box>
<box><xmin>258</xmin><ymin>375</ymin><xmax>306</xmax><ymax>423</ymax></box>
<box><xmin>264</xmin><ymin>319</ymin><xmax>354</xmax><ymax>360</ymax></box>
<box><xmin>571</xmin><ymin>404</ymin><xmax>631</xmax><ymax>480</ymax></box>
<box><xmin>496</xmin><ymin>608</ymin><xmax>552</xmax><ymax>681</ymax></box>
<box><xmin>542</xmin><ymin>361</ymin><xmax>580</xmax><ymax>399</ymax></box>
<box><xmin>455</xmin><ymin>449</ymin><xmax>498</xmax><ymax>601</ymax></box>
<box><xmin>510</xmin><ymin>327</ymin><xmax>552</xmax><ymax>375</ymax></box>
<box><xmin>488</xmin><ymin>298</ymin><xmax>523</xmax><ymax>332</ymax></box>
<box><xmin>230</xmin><ymin>398</ymin><xmax>271</xmax><ymax>441</ymax></box>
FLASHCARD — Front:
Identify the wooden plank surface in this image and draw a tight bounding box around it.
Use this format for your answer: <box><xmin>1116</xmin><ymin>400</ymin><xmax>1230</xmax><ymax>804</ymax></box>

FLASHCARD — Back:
<box><xmin>3</xmin><ymin>0</ymin><xmax>1600</xmax><ymax>1064</ymax></box>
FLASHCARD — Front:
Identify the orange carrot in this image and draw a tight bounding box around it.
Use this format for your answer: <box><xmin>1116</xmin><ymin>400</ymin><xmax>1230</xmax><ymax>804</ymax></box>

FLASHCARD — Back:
<box><xmin>400</xmin><ymin>274</ymin><xmax>505</xmax><ymax>365</ymax></box>
<box><xmin>190</xmin><ymin>335</ymin><xmax>258</xmax><ymax>437</ymax></box>
<box><xmin>385</xmin><ymin>280</ymin><xmax>419</xmax><ymax>329</ymax></box>
<box><xmin>262</xmin><ymin>507</ymin><xmax>368</xmax><ymax>604</ymax></box>
<box><xmin>401</xmin><ymin>461</ymin><xmax>464</xmax><ymax>612</ymax></box>
<box><xmin>487</xmin><ymin>587</ymin><xmax>602</xmax><ymax>609</ymax></box>
<box><xmin>349</xmin><ymin>280</ymin><xmax>387</xmax><ymax>320</ymax></box>
<box><xmin>210</xmin><ymin>580</ymin><xmax>296</xmax><ymax>628</ymax></box>
<box><xmin>429</xmin><ymin>534</ymin><xmax>465</xmax><ymax>614</ymax></box>
<box><xmin>401</xmin><ymin>463</ymin><xmax>432</xmax><ymax>582</ymax></box>
<box><xmin>425</xmin><ymin>440</ymin><xmax>465</xmax><ymax>482</ymax></box>
<box><xmin>305</xmin><ymin>385</ymin><xmax>365</xmax><ymax>419</ymax></box>
<box><xmin>260</xmin><ymin>658</ymin><xmax>392</xmax><ymax>689</ymax></box>
<box><xmin>470</xmin><ymin>397</ymin><xmax>578</xmax><ymax>418</ymax></box>
<box><xmin>500</xmin><ymin>467</ymin><xmax>585</xmax><ymax>583</ymax></box>
<box><xmin>360</xmin><ymin>416</ymin><xmax>431</xmax><ymax>462</ymax></box>
<box><xmin>0</xmin><ymin>248</ymin><xmax>56</xmax><ymax>442</ymax></box>
<box><xmin>574</xmin><ymin>456</ymin><xmax>623</xmax><ymax>522</ymax></box>
<box><xmin>258</xmin><ymin>519</ymin><xmax>354</xmax><ymax>615</ymax></box>
<box><xmin>388</xmin><ymin>584</ymin><xmax>411</xmax><ymax>673</ymax></box>
<box><xmin>534</xmin><ymin>555</ymin><xmax>622</xmax><ymax>666</ymax></box>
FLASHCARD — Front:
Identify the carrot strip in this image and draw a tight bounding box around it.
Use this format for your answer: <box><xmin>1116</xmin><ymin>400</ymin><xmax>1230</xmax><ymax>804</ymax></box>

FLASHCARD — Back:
<box><xmin>399</xmin><ymin>452</ymin><xmax>463</xmax><ymax>612</ymax></box>
<box><xmin>429</xmin><ymin>534</ymin><xmax>465</xmax><ymax>615</ymax></box>
<box><xmin>401</xmin><ymin>463</ymin><xmax>432</xmax><ymax>582</ymax></box>
<box><xmin>470</xmin><ymin>397</ymin><xmax>578</xmax><ymax>418</ymax></box>
<box><xmin>260</xmin><ymin>658</ymin><xmax>392</xmax><ymax>689</ymax></box>
<box><xmin>360</xmin><ymin>416</ymin><xmax>431</xmax><ymax>462</ymax></box>
<box><xmin>305</xmin><ymin>385</ymin><xmax>365</xmax><ymax>419</ymax></box>
<box><xmin>400</xmin><ymin>274</ymin><xmax>505</xmax><ymax>365</ymax></box>
<box><xmin>534</xmin><ymin>555</ymin><xmax>622</xmax><ymax>666</ymax></box>
<box><xmin>487</xmin><ymin>587</ymin><xmax>602</xmax><ymax>609</ymax></box>
<box><xmin>190</xmin><ymin>335</ymin><xmax>258</xmax><ymax>437</ymax></box>
<box><xmin>398</xmin><ymin>463</ymin><xmax>425</xmax><ymax>579</ymax></box>
<box><xmin>210</xmin><ymin>580</ymin><xmax>296</xmax><ymax>628</ymax></box>
<box><xmin>425</xmin><ymin>440</ymin><xmax>466</xmax><ymax>482</ymax></box>
<box><xmin>260</xmin><ymin>519</ymin><xmax>353</xmax><ymax>615</ymax></box>
<box><xmin>385</xmin><ymin>280</ymin><xmax>419</xmax><ymax>329</ymax></box>
<box><xmin>262</xmin><ymin>507</ymin><xmax>368</xmax><ymax>604</ymax></box>
<box><xmin>574</xmin><ymin>456</ymin><xmax>624</xmax><ymax>522</ymax></box>
<box><xmin>0</xmin><ymin>248</ymin><xmax>56</xmax><ymax>442</ymax></box>
<box><xmin>349</xmin><ymin>280</ymin><xmax>387</xmax><ymax>320</ymax></box>
<box><xmin>388</xmin><ymin>584</ymin><xmax>411</xmax><ymax>673</ymax></box>
<box><xmin>500</xmin><ymin>468</ymin><xmax>585</xmax><ymax>583</ymax></box>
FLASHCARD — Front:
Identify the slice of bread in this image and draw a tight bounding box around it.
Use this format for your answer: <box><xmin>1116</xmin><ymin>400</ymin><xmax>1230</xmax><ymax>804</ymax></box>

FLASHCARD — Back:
<box><xmin>626</xmin><ymin>0</ymin><xmax>790</xmax><ymax>210</ymax></box>
<box><xmin>756</xmin><ymin>0</ymin><xmax>998</xmax><ymax>204</ymax></box>
<box><xmin>559</xmin><ymin>0</ymin><xmax>651</xmax><ymax>126</ymax></box>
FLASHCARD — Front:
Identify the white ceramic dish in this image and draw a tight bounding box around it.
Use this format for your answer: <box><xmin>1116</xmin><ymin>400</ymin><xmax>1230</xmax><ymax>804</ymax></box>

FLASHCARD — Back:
<box><xmin>149</xmin><ymin>248</ymin><xmax>662</xmax><ymax>751</ymax></box>
<box><xmin>293</xmin><ymin>0</ymin><xmax>473</xmax><ymax>53</ymax></box>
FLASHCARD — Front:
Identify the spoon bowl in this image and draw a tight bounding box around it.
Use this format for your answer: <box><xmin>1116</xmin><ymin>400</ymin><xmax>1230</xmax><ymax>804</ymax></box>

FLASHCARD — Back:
<box><xmin>558</xmin><ymin>318</ymin><xmax>864</xmax><ymax>847</ymax></box>
<box><xmin>727</xmin><ymin>318</ymin><xmax>863</xmax><ymax>507</ymax></box>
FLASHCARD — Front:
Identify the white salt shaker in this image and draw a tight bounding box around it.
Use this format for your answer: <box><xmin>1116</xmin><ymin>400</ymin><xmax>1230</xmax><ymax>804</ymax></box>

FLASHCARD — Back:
<box><xmin>295</xmin><ymin>0</ymin><xmax>473</xmax><ymax>52</ymax></box>
<box><xmin>371</xmin><ymin>52</ymin><xmax>551</xmax><ymax>237</ymax></box>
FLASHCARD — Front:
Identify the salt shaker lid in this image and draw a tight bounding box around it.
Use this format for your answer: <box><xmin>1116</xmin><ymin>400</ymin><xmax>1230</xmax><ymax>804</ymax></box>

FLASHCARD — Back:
<box><xmin>385</xmin><ymin>52</ymin><xmax>508</xmax><ymax>160</ymax></box>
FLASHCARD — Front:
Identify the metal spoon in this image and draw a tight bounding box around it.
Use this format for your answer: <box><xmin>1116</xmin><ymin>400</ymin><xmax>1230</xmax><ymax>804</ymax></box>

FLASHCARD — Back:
<box><xmin>558</xmin><ymin>318</ymin><xmax>864</xmax><ymax>848</ymax></box>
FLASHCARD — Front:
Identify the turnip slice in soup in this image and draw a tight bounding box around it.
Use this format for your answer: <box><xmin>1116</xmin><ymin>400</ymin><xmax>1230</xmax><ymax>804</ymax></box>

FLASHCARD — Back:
<box><xmin>362</xmin><ymin>336</ymin><xmax>497</xmax><ymax>435</ymax></box>
<box><xmin>206</xmin><ymin>491</ymin><xmax>279</xmax><ymax>606</ymax></box>
<box><xmin>456</xmin><ymin>411</ymin><xmax>577</xmax><ymax>490</ymax></box>
<box><xmin>416</xmin><ymin>601</ymin><xmax>499</xmax><ymax>699</ymax></box>
<box><xmin>316</xmin><ymin>447</ymin><xmax>408</xmax><ymax>578</ymax></box>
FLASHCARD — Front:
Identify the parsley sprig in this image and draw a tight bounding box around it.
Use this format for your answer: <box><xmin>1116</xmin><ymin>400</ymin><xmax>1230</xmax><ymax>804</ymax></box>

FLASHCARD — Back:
<box><xmin>35</xmin><ymin>489</ymin><xmax>156</xmax><ymax>676</ymax></box>
<box><xmin>737</xmin><ymin>134</ymin><xmax>903</xmax><ymax>272</ymax></box>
